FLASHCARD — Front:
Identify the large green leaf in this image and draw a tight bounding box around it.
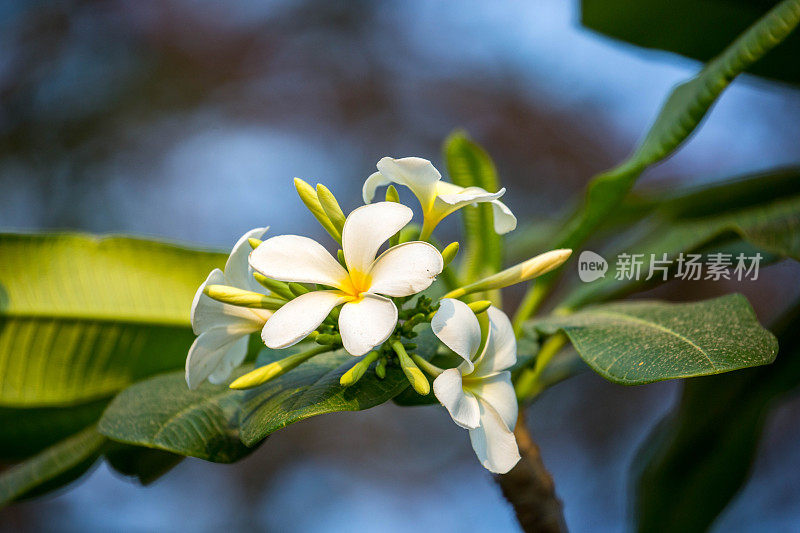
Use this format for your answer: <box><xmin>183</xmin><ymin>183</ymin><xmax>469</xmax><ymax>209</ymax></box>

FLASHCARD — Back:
<box><xmin>532</xmin><ymin>294</ymin><xmax>777</xmax><ymax>384</ymax></box>
<box><xmin>582</xmin><ymin>0</ymin><xmax>800</xmax><ymax>85</ymax></box>
<box><xmin>563</xmin><ymin>170</ymin><xmax>800</xmax><ymax>308</ymax></box>
<box><xmin>0</xmin><ymin>425</ymin><xmax>105</xmax><ymax>506</ymax></box>
<box><xmin>98</xmin><ymin>331</ymin><xmax>439</xmax><ymax>459</ymax></box>
<box><xmin>0</xmin><ymin>233</ymin><xmax>224</xmax><ymax>406</ymax></box>
<box><xmin>444</xmin><ymin>132</ymin><xmax>503</xmax><ymax>286</ymax></box>
<box><xmin>0</xmin><ymin>399</ymin><xmax>108</xmax><ymax>460</ymax></box>
<box><xmin>555</xmin><ymin>0</ymin><xmax>800</xmax><ymax>253</ymax></box>
<box><xmin>632</xmin><ymin>300</ymin><xmax>800</xmax><ymax>532</ymax></box>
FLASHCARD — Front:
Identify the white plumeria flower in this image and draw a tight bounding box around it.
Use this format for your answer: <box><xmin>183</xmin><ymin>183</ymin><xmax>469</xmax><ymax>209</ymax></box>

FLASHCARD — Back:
<box><xmin>362</xmin><ymin>156</ymin><xmax>517</xmax><ymax>238</ymax></box>
<box><xmin>250</xmin><ymin>202</ymin><xmax>443</xmax><ymax>356</ymax></box>
<box><xmin>431</xmin><ymin>298</ymin><xmax>520</xmax><ymax>474</ymax></box>
<box><xmin>185</xmin><ymin>227</ymin><xmax>272</xmax><ymax>389</ymax></box>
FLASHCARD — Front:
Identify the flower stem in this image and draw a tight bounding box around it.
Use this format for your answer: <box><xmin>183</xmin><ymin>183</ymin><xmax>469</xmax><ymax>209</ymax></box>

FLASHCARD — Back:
<box><xmin>391</xmin><ymin>341</ymin><xmax>430</xmax><ymax>395</ymax></box>
<box><xmin>514</xmin><ymin>333</ymin><xmax>567</xmax><ymax>400</ymax></box>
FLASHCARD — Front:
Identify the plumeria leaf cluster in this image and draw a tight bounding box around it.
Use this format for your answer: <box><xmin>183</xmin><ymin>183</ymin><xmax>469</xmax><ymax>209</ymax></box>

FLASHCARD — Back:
<box><xmin>1</xmin><ymin>3</ymin><xmax>798</xmax><ymax>527</ymax></box>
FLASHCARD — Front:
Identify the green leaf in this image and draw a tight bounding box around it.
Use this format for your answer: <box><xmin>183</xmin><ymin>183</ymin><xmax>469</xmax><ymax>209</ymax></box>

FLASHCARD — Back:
<box><xmin>0</xmin><ymin>233</ymin><xmax>225</xmax><ymax>407</ymax></box>
<box><xmin>0</xmin><ymin>425</ymin><xmax>105</xmax><ymax>506</ymax></box>
<box><xmin>97</xmin><ymin>370</ymin><xmax>255</xmax><ymax>463</ymax></box>
<box><xmin>632</xmin><ymin>300</ymin><xmax>800</xmax><ymax>532</ymax></box>
<box><xmin>563</xmin><ymin>170</ymin><xmax>800</xmax><ymax>308</ymax></box>
<box><xmin>582</xmin><ymin>0</ymin><xmax>800</xmax><ymax>86</ymax></box>
<box><xmin>556</xmin><ymin>0</ymin><xmax>800</xmax><ymax>254</ymax></box>
<box><xmin>532</xmin><ymin>294</ymin><xmax>777</xmax><ymax>384</ymax></box>
<box><xmin>443</xmin><ymin>131</ymin><xmax>503</xmax><ymax>285</ymax></box>
<box><xmin>0</xmin><ymin>399</ymin><xmax>108</xmax><ymax>460</ymax></box>
<box><xmin>104</xmin><ymin>444</ymin><xmax>183</xmax><ymax>485</ymax></box>
<box><xmin>99</xmin><ymin>331</ymin><xmax>439</xmax><ymax>459</ymax></box>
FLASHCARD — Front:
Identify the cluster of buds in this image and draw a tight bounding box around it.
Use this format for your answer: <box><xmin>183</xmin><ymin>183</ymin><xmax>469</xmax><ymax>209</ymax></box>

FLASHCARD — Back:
<box><xmin>186</xmin><ymin>156</ymin><xmax>571</xmax><ymax>473</ymax></box>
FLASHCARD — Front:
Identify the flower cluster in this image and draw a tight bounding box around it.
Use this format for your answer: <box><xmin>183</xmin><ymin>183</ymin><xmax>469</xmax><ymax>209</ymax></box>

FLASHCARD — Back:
<box><xmin>186</xmin><ymin>156</ymin><xmax>571</xmax><ymax>473</ymax></box>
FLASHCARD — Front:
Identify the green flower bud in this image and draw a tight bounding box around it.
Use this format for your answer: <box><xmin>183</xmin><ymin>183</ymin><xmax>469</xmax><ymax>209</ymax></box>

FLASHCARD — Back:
<box><xmin>441</xmin><ymin>242</ymin><xmax>459</xmax><ymax>267</ymax></box>
<box><xmin>444</xmin><ymin>249</ymin><xmax>572</xmax><ymax>299</ymax></box>
<box><xmin>316</xmin><ymin>184</ymin><xmax>346</xmax><ymax>236</ymax></box>
<box><xmin>248</xmin><ymin>238</ymin><xmax>262</xmax><ymax>249</ymax></box>
<box><xmin>204</xmin><ymin>284</ymin><xmax>285</xmax><ymax>310</ymax></box>
<box><xmin>288</xmin><ymin>282</ymin><xmax>310</xmax><ymax>296</ymax></box>
<box><xmin>252</xmin><ymin>273</ymin><xmax>293</xmax><ymax>300</ymax></box>
<box><xmin>294</xmin><ymin>178</ymin><xmax>342</xmax><ymax>243</ymax></box>
<box><xmin>392</xmin><ymin>341</ymin><xmax>429</xmax><ymax>395</ymax></box>
<box><xmin>467</xmin><ymin>300</ymin><xmax>492</xmax><ymax>314</ymax></box>
<box><xmin>229</xmin><ymin>345</ymin><xmax>330</xmax><ymax>389</ymax></box>
<box><xmin>339</xmin><ymin>351</ymin><xmax>380</xmax><ymax>387</ymax></box>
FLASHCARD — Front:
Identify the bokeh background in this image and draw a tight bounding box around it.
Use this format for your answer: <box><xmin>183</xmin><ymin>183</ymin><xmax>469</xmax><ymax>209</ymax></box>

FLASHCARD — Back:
<box><xmin>2</xmin><ymin>0</ymin><xmax>800</xmax><ymax>531</ymax></box>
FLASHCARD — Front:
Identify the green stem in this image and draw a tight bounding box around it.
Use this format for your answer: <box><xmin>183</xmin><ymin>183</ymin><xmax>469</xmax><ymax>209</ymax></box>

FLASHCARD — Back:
<box><xmin>411</xmin><ymin>354</ymin><xmax>444</xmax><ymax>377</ymax></box>
<box><xmin>515</xmin><ymin>333</ymin><xmax>568</xmax><ymax>400</ymax></box>
<box><xmin>512</xmin><ymin>280</ymin><xmax>551</xmax><ymax>336</ymax></box>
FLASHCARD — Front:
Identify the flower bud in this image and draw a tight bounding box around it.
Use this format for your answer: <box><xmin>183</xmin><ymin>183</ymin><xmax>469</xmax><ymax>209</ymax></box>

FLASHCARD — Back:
<box><xmin>375</xmin><ymin>356</ymin><xmax>387</xmax><ymax>379</ymax></box>
<box><xmin>204</xmin><ymin>284</ymin><xmax>285</xmax><ymax>310</ymax></box>
<box><xmin>316</xmin><ymin>184</ymin><xmax>346</xmax><ymax>236</ymax></box>
<box><xmin>248</xmin><ymin>238</ymin><xmax>262</xmax><ymax>249</ymax></box>
<box><xmin>288</xmin><ymin>282</ymin><xmax>310</xmax><ymax>296</ymax></box>
<box><xmin>252</xmin><ymin>273</ymin><xmax>293</xmax><ymax>300</ymax></box>
<box><xmin>229</xmin><ymin>346</ymin><xmax>328</xmax><ymax>389</ymax></box>
<box><xmin>441</xmin><ymin>242</ymin><xmax>459</xmax><ymax>267</ymax></box>
<box><xmin>294</xmin><ymin>178</ymin><xmax>342</xmax><ymax>243</ymax></box>
<box><xmin>385</xmin><ymin>184</ymin><xmax>400</xmax><ymax>203</ymax></box>
<box><xmin>444</xmin><ymin>249</ymin><xmax>572</xmax><ymax>299</ymax></box>
<box><xmin>315</xmin><ymin>333</ymin><xmax>341</xmax><ymax>346</ymax></box>
<box><xmin>467</xmin><ymin>300</ymin><xmax>492</xmax><ymax>314</ymax></box>
<box><xmin>392</xmin><ymin>341</ymin><xmax>429</xmax><ymax>395</ymax></box>
<box><xmin>339</xmin><ymin>351</ymin><xmax>380</xmax><ymax>387</ymax></box>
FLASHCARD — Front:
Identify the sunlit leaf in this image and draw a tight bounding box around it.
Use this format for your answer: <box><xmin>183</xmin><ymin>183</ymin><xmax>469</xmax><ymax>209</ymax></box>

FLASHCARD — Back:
<box><xmin>532</xmin><ymin>294</ymin><xmax>777</xmax><ymax>384</ymax></box>
<box><xmin>0</xmin><ymin>233</ymin><xmax>225</xmax><ymax>407</ymax></box>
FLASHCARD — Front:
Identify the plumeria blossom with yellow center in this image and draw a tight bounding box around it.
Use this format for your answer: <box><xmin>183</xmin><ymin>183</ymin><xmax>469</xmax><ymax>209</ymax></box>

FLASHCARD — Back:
<box><xmin>186</xmin><ymin>227</ymin><xmax>272</xmax><ymax>389</ymax></box>
<box><xmin>249</xmin><ymin>201</ymin><xmax>444</xmax><ymax>356</ymax></box>
<box><xmin>431</xmin><ymin>298</ymin><xmax>520</xmax><ymax>474</ymax></box>
<box><xmin>362</xmin><ymin>156</ymin><xmax>517</xmax><ymax>239</ymax></box>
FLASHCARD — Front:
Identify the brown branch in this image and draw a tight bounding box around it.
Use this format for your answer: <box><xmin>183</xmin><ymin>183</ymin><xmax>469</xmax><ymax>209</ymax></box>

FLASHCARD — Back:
<box><xmin>495</xmin><ymin>410</ymin><xmax>567</xmax><ymax>533</ymax></box>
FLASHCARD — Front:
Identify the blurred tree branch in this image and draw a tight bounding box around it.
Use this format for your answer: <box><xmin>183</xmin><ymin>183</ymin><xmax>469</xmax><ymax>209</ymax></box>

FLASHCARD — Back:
<box><xmin>496</xmin><ymin>410</ymin><xmax>567</xmax><ymax>533</ymax></box>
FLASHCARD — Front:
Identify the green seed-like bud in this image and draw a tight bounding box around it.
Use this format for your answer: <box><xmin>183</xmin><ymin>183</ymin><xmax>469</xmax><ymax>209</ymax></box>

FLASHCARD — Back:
<box><xmin>316</xmin><ymin>184</ymin><xmax>347</xmax><ymax>236</ymax></box>
<box><xmin>467</xmin><ymin>300</ymin><xmax>492</xmax><ymax>314</ymax></box>
<box><xmin>397</xmin><ymin>224</ymin><xmax>420</xmax><ymax>244</ymax></box>
<box><xmin>315</xmin><ymin>333</ymin><xmax>342</xmax><ymax>345</ymax></box>
<box><xmin>339</xmin><ymin>351</ymin><xmax>380</xmax><ymax>387</ymax></box>
<box><xmin>288</xmin><ymin>282</ymin><xmax>310</xmax><ymax>296</ymax></box>
<box><xmin>252</xmin><ymin>273</ymin><xmax>293</xmax><ymax>300</ymax></box>
<box><xmin>441</xmin><ymin>242</ymin><xmax>459</xmax><ymax>267</ymax></box>
<box><xmin>444</xmin><ymin>249</ymin><xmax>573</xmax><ymax>299</ymax></box>
<box><xmin>337</xmin><ymin>249</ymin><xmax>347</xmax><ymax>269</ymax></box>
<box><xmin>294</xmin><ymin>178</ymin><xmax>342</xmax><ymax>243</ymax></box>
<box><xmin>204</xmin><ymin>284</ymin><xmax>285</xmax><ymax>310</ymax></box>
<box><xmin>385</xmin><ymin>184</ymin><xmax>400</xmax><ymax>203</ymax></box>
<box><xmin>392</xmin><ymin>341</ymin><xmax>429</xmax><ymax>395</ymax></box>
<box><xmin>248</xmin><ymin>238</ymin><xmax>262</xmax><ymax>250</ymax></box>
<box><xmin>229</xmin><ymin>346</ymin><xmax>329</xmax><ymax>389</ymax></box>
<box><xmin>375</xmin><ymin>357</ymin><xmax>387</xmax><ymax>379</ymax></box>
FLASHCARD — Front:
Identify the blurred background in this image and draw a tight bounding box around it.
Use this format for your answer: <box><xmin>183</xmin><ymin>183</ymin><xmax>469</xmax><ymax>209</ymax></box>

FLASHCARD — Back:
<box><xmin>1</xmin><ymin>0</ymin><xmax>800</xmax><ymax>531</ymax></box>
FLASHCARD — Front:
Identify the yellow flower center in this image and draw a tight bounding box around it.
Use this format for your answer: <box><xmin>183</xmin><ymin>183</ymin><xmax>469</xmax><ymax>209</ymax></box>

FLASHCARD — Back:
<box><xmin>339</xmin><ymin>269</ymin><xmax>373</xmax><ymax>303</ymax></box>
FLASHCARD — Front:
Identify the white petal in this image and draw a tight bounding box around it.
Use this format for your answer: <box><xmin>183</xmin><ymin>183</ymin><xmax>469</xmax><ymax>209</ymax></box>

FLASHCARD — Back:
<box><xmin>431</xmin><ymin>298</ymin><xmax>481</xmax><ymax>372</ymax></box>
<box><xmin>433</xmin><ymin>368</ymin><xmax>480</xmax><ymax>429</ymax></box>
<box><xmin>224</xmin><ymin>227</ymin><xmax>269</xmax><ymax>292</ymax></box>
<box><xmin>468</xmin><ymin>371</ymin><xmax>517</xmax><ymax>430</ymax></box>
<box><xmin>472</xmin><ymin>306</ymin><xmax>517</xmax><ymax>377</ymax></box>
<box><xmin>249</xmin><ymin>234</ymin><xmax>349</xmax><ymax>289</ymax></box>
<box><xmin>362</xmin><ymin>171</ymin><xmax>392</xmax><ymax>203</ymax></box>
<box><xmin>338</xmin><ymin>294</ymin><xmax>398</xmax><ymax>356</ymax></box>
<box><xmin>435</xmin><ymin>183</ymin><xmax>505</xmax><ymax>209</ymax></box>
<box><xmin>207</xmin><ymin>337</ymin><xmax>249</xmax><ymax>385</ymax></box>
<box><xmin>261</xmin><ymin>290</ymin><xmax>347</xmax><ymax>349</ymax></box>
<box><xmin>185</xmin><ymin>329</ymin><xmax>249</xmax><ymax>389</ymax></box>
<box><xmin>469</xmin><ymin>400</ymin><xmax>521</xmax><ymax>474</ymax></box>
<box><xmin>376</xmin><ymin>156</ymin><xmax>441</xmax><ymax>211</ymax></box>
<box><xmin>191</xmin><ymin>269</ymin><xmax>268</xmax><ymax>335</ymax></box>
<box><xmin>491</xmin><ymin>200</ymin><xmax>517</xmax><ymax>234</ymax></box>
<box><xmin>341</xmin><ymin>202</ymin><xmax>413</xmax><ymax>276</ymax></box>
<box><xmin>367</xmin><ymin>241</ymin><xmax>443</xmax><ymax>297</ymax></box>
